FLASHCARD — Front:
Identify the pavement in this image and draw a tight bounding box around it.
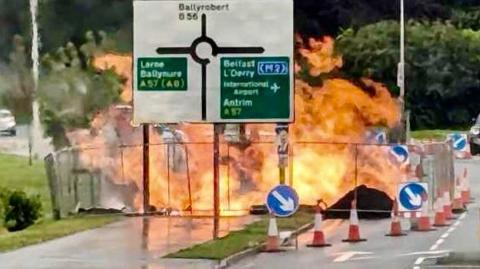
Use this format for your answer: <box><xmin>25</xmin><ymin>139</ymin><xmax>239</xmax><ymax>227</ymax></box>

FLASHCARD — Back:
<box><xmin>0</xmin><ymin>216</ymin><xmax>257</xmax><ymax>269</ymax></box>
<box><xmin>0</xmin><ymin>124</ymin><xmax>52</xmax><ymax>158</ymax></box>
<box><xmin>230</xmin><ymin>160</ymin><xmax>480</xmax><ymax>269</ymax></box>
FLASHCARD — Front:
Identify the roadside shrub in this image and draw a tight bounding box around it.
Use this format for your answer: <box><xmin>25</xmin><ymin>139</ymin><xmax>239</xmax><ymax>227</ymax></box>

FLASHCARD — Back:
<box><xmin>0</xmin><ymin>188</ymin><xmax>10</xmax><ymax>228</ymax></box>
<box><xmin>3</xmin><ymin>191</ymin><xmax>42</xmax><ymax>232</ymax></box>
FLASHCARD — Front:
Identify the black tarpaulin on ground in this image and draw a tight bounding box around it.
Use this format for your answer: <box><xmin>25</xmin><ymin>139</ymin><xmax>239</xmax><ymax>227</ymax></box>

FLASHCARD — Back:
<box><xmin>323</xmin><ymin>185</ymin><xmax>393</xmax><ymax>219</ymax></box>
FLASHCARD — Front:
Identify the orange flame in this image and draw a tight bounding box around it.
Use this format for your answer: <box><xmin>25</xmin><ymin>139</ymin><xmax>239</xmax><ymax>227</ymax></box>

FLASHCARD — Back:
<box><xmin>69</xmin><ymin>37</ymin><xmax>402</xmax><ymax>214</ymax></box>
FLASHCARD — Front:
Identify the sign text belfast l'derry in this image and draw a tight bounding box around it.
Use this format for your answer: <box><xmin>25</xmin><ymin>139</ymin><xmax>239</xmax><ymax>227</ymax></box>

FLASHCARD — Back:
<box><xmin>133</xmin><ymin>0</ymin><xmax>294</xmax><ymax>123</ymax></box>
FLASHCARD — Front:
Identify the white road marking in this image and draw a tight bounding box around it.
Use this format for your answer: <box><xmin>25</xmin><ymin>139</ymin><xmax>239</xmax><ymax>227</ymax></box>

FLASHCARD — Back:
<box><xmin>419</xmin><ymin>210</ymin><xmax>468</xmax><ymax>268</ymax></box>
<box><xmin>414</xmin><ymin>257</ymin><xmax>425</xmax><ymax>265</ymax></box>
<box><xmin>333</xmin><ymin>251</ymin><xmax>373</xmax><ymax>263</ymax></box>
<box><xmin>400</xmin><ymin>250</ymin><xmax>450</xmax><ymax>256</ymax></box>
<box><xmin>428</xmin><ymin>265</ymin><xmax>480</xmax><ymax>269</ymax></box>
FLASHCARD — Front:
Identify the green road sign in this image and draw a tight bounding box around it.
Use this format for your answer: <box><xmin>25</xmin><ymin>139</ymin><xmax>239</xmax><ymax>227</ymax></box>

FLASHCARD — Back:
<box><xmin>137</xmin><ymin>57</ymin><xmax>188</xmax><ymax>91</ymax></box>
<box><xmin>220</xmin><ymin>57</ymin><xmax>290</xmax><ymax>119</ymax></box>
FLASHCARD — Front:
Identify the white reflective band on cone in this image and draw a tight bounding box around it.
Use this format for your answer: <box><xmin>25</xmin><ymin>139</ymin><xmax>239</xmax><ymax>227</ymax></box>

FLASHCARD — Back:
<box><xmin>350</xmin><ymin>209</ymin><xmax>359</xmax><ymax>226</ymax></box>
<box><xmin>314</xmin><ymin>213</ymin><xmax>323</xmax><ymax>231</ymax></box>
<box><xmin>268</xmin><ymin>217</ymin><xmax>278</xmax><ymax>236</ymax></box>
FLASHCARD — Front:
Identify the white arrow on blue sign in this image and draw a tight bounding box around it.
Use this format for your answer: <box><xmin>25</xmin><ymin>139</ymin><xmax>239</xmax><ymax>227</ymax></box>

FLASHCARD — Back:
<box><xmin>266</xmin><ymin>184</ymin><xmax>299</xmax><ymax>217</ymax></box>
<box><xmin>390</xmin><ymin>144</ymin><xmax>409</xmax><ymax>164</ymax></box>
<box><xmin>450</xmin><ymin>133</ymin><xmax>467</xmax><ymax>151</ymax></box>
<box><xmin>397</xmin><ymin>182</ymin><xmax>428</xmax><ymax>212</ymax></box>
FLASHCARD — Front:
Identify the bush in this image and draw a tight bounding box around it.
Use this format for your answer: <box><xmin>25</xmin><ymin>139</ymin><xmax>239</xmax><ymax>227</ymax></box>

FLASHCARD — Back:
<box><xmin>3</xmin><ymin>191</ymin><xmax>42</xmax><ymax>232</ymax></box>
<box><xmin>0</xmin><ymin>188</ymin><xmax>9</xmax><ymax>228</ymax></box>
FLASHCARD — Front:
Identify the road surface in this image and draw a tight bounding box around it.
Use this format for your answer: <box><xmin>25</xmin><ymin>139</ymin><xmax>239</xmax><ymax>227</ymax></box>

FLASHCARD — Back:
<box><xmin>0</xmin><ymin>216</ymin><xmax>257</xmax><ymax>269</ymax></box>
<box><xmin>231</xmin><ymin>160</ymin><xmax>480</xmax><ymax>269</ymax></box>
<box><xmin>0</xmin><ymin>124</ymin><xmax>52</xmax><ymax>158</ymax></box>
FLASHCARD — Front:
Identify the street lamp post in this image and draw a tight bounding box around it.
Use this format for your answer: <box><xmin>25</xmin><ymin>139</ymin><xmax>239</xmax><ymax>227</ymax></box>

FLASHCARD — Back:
<box><xmin>397</xmin><ymin>0</ymin><xmax>406</xmax><ymax>142</ymax></box>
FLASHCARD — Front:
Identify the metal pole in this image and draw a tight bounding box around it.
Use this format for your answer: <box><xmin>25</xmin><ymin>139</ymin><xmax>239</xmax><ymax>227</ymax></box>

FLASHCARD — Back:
<box><xmin>354</xmin><ymin>144</ymin><xmax>358</xmax><ymax>202</ymax></box>
<box><xmin>167</xmin><ymin>144</ymin><xmax>171</xmax><ymax>208</ymax></box>
<box><xmin>227</xmin><ymin>144</ymin><xmax>231</xmax><ymax>210</ymax></box>
<box><xmin>288</xmin><ymin>144</ymin><xmax>294</xmax><ymax>186</ymax></box>
<box><xmin>143</xmin><ymin>124</ymin><xmax>150</xmax><ymax>214</ymax></box>
<box><xmin>398</xmin><ymin>0</ymin><xmax>406</xmax><ymax>142</ymax></box>
<box><xmin>185</xmin><ymin>145</ymin><xmax>193</xmax><ymax>214</ymax></box>
<box><xmin>213</xmin><ymin>124</ymin><xmax>221</xmax><ymax>239</ymax></box>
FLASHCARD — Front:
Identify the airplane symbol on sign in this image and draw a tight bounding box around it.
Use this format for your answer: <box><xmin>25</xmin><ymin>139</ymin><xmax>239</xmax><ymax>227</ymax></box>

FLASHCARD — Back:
<box><xmin>270</xmin><ymin>83</ymin><xmax>280</xmax><ymax>93</ymax></box>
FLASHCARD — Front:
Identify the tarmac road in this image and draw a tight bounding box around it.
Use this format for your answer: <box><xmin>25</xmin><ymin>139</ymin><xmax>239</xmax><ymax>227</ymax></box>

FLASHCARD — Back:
<box><xmin>0</xmin><ymin>124</ymin><xmax>52</xmax><ymax>158</ymax></box>
<box><xmin>230</xmin><ymin>160</ymin><xmax>480</xmax><ymax>269</ymax></box>
<box><xmin>0</xmin><ymin>216</ymin><xmax>258</xmax><ymax>269</ymax></box>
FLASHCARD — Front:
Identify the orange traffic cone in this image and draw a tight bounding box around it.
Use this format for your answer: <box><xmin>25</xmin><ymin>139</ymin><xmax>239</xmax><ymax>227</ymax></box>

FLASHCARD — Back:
<box><xmin>461</xmin><ymin>168</ymin><xmax>472</xmax><ymax>204</ymax></box>
<box><xmin>263</xmin><ymin>215</ymin><xmax>283</xmax><ymax>252</ymax></box>
<box><xmin>442</xmin><ymin>191</ymin><xmax>455</xmax><ymax>220</ymax></box>
<box><xmin>307</xmin><ymin>202</ymin><xmax>331</xmax><ymax>247</ymax></box>
<box><xmin>416</xmin><ymin>199</ymin><xmax>435</xmax><ymax>231</ymax></box>
<box><xmin>433</xmin><ymin>198</ymin><xmax>449</xmax><ymax>227</ymax></box>
<box><xmin>342</xmin><ymin>200</ymin><xmax>367</xmax><ymax>243</ymax></box>
<box><xmin>386</xmin><ymin>199</ymin><xmax>406</xmax><ymax>236</ymax></box>
<box><xmin>452</xmin><ymin>183</ymin><xmax>466</xmax><ymax>214</ymax></box>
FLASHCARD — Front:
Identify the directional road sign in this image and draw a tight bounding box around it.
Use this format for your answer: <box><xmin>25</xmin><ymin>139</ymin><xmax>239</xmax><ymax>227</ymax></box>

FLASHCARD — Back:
<box><xmin>390</xmin><ymin>144</ymin><xmax>409</xmax><ymax>165</ymax></box>
<box><xmin>133</xmin><ymin>0</ymin><xmax>294</xmax><ymax>124</ymax></box>
<box><xmin>397</xmin><ymin>182</ymin><xmax>428</xmax><ymax>212</ymax></box>
<box><xmin>449</xmin><ymin>133</ymin><xmax>467</xmax><ymax>151</ymax></box>
<box><xmin>266</xmin><ymin>184</ymin><xmax>299</xmax><ymax>217</ymax></box>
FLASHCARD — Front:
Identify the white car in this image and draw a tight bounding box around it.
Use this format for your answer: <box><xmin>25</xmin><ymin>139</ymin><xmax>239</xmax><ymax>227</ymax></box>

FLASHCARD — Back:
<box><xmin>0</xmin><ymin>109</ymin><xmax>16</xmax><ymax>136</ymax></box>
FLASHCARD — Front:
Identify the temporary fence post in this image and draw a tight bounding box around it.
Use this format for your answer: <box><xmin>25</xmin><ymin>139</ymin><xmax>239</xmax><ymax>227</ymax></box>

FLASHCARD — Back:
<box><xmin>44</xmin><ymin>153</ymin><xmax>61</xmax><ymax>220</ymax></box>
<box><xmin>288</xmin><ymin>143</ymin><xmax>294</xmax><ymax>187</ymax></box>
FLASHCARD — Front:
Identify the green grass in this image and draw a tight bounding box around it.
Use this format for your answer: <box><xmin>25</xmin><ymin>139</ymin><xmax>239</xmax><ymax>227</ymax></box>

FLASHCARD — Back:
<box><xmin>0</xmin><ymin>154</ymin><xmax>51</xmax><ymax>215</ymax></box>
<box><xmin>0</xmin><ymin>153</ymin><xmax>120</xmax><ymax>252</ymax></box>
<box><xmin>410</xmin><ymin>129</ymin><xmax>465</xmax><ymax>140</ymax></box>
<box><xmin>165</xmin><ymin>209</ymin><xmax>313</xmax><ymax>260</ymax></box>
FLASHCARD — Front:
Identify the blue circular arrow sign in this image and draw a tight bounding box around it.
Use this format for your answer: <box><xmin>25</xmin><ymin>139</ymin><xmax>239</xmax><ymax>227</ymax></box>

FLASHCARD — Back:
<box><xmin>390</xmin><ymin>144</ymin><xmax>409</xmax><ymax>164</ymax></box>
<box><xmin>451</xmin><ymin>133</ymin><xmax>467</xmax><ymax>151</ymax></box>
<box><xmin>266</xmin><ymin>185</ymin><xmax>299</xmax><ymax>217</ymax></box>
<box><xmin>399</xmin><ymin>182</ymin><xmax>427</xmax><ymax>211</ymax></box>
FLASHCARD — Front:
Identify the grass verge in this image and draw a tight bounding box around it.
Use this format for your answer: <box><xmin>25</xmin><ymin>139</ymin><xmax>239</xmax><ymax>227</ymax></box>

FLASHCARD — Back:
<box><xmin>0</xmin><ymin>153</ymin><xmax>121</xmax><ymax>252</ymax></box>
<box><xmin>165</xmin><ymin>209</ymin><xmax>313</xmax><ymax>260</ymax></box>
<box><xmin>410</xmin><ymin>129</ymin><xmax>465</xmax><ymax>140</ymax></box>
<box><xmin>0</xmin><ymin>154</ymin><xmax>51</xmax><ymax>215</ymax></box>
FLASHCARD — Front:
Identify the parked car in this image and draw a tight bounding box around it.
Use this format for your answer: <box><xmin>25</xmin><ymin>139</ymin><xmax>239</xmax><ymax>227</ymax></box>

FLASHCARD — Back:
<box><xmin>0</xmin><ymin>109</ymin><xmax>16</xmax><ymax>136</ymax></box>
<box><xmin>468</xmin><ymin>114</ymin><xmax>480</xmax><ymax>155</ymax></box>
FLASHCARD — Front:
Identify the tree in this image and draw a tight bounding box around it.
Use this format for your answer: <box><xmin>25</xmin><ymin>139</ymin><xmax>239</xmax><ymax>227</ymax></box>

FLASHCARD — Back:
<box><xmin>38</xmin><ymin>33</ymin><xmax>123</xmax><ymax>149</ymax></box>
<box><xmin>337</xmin><ymin>21</ymin><xmax>480</xmax><ymax>129</ymax></box>
<box><xmin>1</xmin><ymin>35</ymin><xmax>34</xmax><ymax>123</ymax></box>
<box><xmin>295</xmin><ymin>0</ymin><xmax>450</xmax><ymax>38</ymax></box>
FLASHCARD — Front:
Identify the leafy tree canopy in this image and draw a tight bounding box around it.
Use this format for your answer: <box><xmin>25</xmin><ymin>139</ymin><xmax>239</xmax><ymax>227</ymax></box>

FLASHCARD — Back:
<box><xmin>337</xmin><ymin>21</ymin><xmax>480</xmax><ymax>129</ymax></box>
